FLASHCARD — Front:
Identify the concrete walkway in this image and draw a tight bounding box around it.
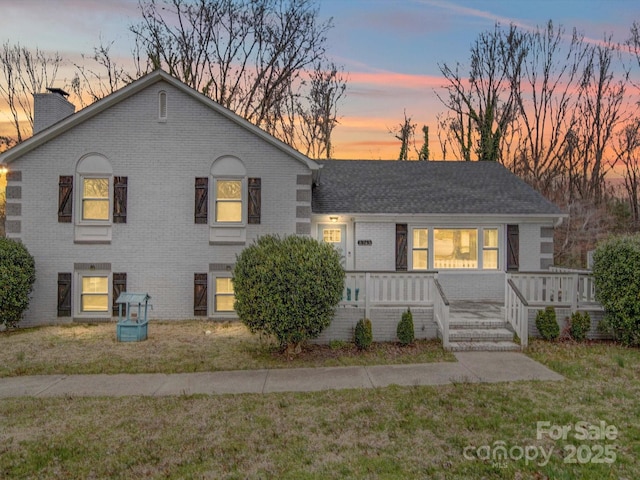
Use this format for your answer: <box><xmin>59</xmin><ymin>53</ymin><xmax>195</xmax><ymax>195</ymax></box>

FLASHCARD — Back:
<box><xmin>0</xmin><ymin>352</ymin><xmax>563</xmax><ymax>398</ymax></box>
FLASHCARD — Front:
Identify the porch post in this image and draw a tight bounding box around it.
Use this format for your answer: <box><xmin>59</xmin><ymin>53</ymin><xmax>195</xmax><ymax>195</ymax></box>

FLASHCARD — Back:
<box><xmin>365</xmin><ymin>272</ymin><xmax>371</xmax><ymax>319</ymax></box>
<box><xmin>571</xmin><ymin>273</ymin><xmax>578</xmax><ymax>313</ymax></box>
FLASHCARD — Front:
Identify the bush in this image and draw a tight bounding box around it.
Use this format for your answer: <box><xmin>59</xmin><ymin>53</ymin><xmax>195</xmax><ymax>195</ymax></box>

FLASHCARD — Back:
<box><xmin>535</xmin><ymin>306</ymin><xmax>559</xmax><ymax>341</ymax></box>
<box><xmin>233</xmin><ymin>235</ymin><xmax>344</xmax><ymax>354</ymax></box>
<box><xmin>0</xmin><ymin>238</ymin><xmax>36</xmax><ymax>329</ymax></box>
<box><xmin>592</xmin><ymin>235</ymin><xmax>640</xmax><ymax>346</ymax></box>
<box><xmin>397</xmin><ymin>308</ymin><xmax>415</xmax><ymax>345</ymax></box>
<box><xmin>569</xmin><ymin>311</ymin><xmax>591</xmax><ymax>342</ymax></box>
<box><xmin>354</xmin><ymin>318</ymin><xmax>372</xmax><ymax>350</ymax></box>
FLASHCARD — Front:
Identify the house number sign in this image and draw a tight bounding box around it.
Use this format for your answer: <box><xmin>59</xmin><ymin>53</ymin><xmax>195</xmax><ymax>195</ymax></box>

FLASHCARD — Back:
<box><xmin>357</xmin><ymin>240</ymin><xmax>373</xmax><ymax>246</ymax></box>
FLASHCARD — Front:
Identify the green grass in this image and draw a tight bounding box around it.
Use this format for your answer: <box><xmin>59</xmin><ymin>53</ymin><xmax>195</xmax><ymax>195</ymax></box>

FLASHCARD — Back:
<box><xmin>0</xmin><ymin>340</ymin><xmax>638</xmax><ymax>478</ymax></box>
<box><xmin>0</xmin><ymin>321</ymin><xmax>454</xmax><ymax>377</ymax></box>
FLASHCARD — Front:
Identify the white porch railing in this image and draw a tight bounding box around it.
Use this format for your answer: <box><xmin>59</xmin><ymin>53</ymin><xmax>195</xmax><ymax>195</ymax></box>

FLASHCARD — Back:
<box><xmin>341</xmin><ymin>271</ymin><xmax>437</xmax><ymax>315</ymax></box>
<box><xmin>341</xmin><ymin>271</ymin><xmax>449</xmax><ymax>345</ymax></box>
<box><xmin>506</xmin><ymin>271</ymin><xmax>601</xmax><ymax>348</ymax></box>
<box><xmin>506</xmin><ymin>279</ymin><xmax>529</xmax><ymax>348</ymax></box>
<box><xmin>433</xmin><ymin>278</ymin><xmax>450</xmax><ymax>349</ymax></box>
<box><xmin>508</xmin><ymin>271</ymin><xmax>599</xmax><ymax>310</ymax></box>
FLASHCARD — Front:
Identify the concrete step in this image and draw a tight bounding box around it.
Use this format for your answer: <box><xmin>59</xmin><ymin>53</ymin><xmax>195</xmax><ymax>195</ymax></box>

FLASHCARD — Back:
<box><xmin>449</xmin><ymin>319</ymin><xmax>507</xmax><ymax>330</ymax></box>
<box><xmin>449</xmin><ymin>328</ymin><xmax>514</xmax><ymax>342</ymax></box>
<box><xmin>448</xmin><ymin>341</ymin><xmax>521</xmax><ymax>352</ymax></box>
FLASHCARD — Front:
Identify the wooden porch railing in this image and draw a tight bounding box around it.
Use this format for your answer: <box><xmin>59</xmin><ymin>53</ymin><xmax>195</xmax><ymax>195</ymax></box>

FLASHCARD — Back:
<box><xmin>341</xmin><ymin>271</ymin><xmax>449</xmax><ymax>346</ymax></box>
<box><xmin>506</xmin><ymin>270</ymin><xmax>601</xmax><ymax>348</ymax></box>
<box><xmin>341</xmin><ymin>271</ymin><xmax>438</xmax><ymax>316</ymax></box>
<box><xmin>508</xmin><ymin>271</ymin><xmax>599</xmax><ymax>310</ymax></box>
<box><xmin>506</xmin><ymin>279</ymin><xmax>529</xmax><ymax>348</ymax></box>
<box><xmin>433</xmin><ymin>278</ymin><xmax>450</xmax><ymax>350</ymax></box>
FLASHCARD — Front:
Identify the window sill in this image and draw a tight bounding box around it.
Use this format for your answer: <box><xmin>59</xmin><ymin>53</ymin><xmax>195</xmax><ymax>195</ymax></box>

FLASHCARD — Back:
<box><xmin>210</xmin><ymin>312</ymin><xmax>239</xmax><ymax>320</ymax></box>
<box><xmin>209</xmin><ymin>226</ymin><xmax>246</xmax><ymax>245</ymax></box>
<box><xmin>73</xmin><ymin>315</ymin><xmax>113</xmax><ymax>323</ymax></box>
<box><xmin>75</xmin><ymin>224</ymin><xmax>112</xmax><ymax>243</ymax></box>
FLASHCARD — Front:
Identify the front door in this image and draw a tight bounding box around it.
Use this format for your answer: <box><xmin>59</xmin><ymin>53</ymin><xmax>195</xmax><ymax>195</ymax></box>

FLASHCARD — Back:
<box><xmin>318</xmin><ymin>224</ymin><xmax>347</xmax><ymax>267</ymax></box>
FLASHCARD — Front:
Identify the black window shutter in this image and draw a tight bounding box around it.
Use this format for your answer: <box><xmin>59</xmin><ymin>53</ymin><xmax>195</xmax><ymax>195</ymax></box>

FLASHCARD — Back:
<box><xmin>396</xmin><ymin>224</ymin><xmax>408</xmax><ymax>271</ymax></box>
<box><xmin>507</xmin><ymin>225</ymin><xmax>520</xmax><ymax>271</ymax></box>
<box><xmin>195</xmin><ymin>177</ymin><xmax>208</xmax><ymax>224</ymax></box>
<box><xmin>112</xmin><ymin>273</ymin><xmax>127</xmax><ymax>316</ymax></box>
<box><xmin>58</xmin><ymin>176</ymin><xmax>73</xmax><ymax>223</ymax></box>
<box><xmin>248</xmin><ymin>178</ymin><xmax>261</xmax><ymax>224</ymax></box>
<box><xmin>57</xmin><ymin>273</ymin><xmax>72</xmax><ymax>317</ymax></box>
<box><xmin>194</xmin><ymin>273</ymin><xmax>208</xmax><ymax>316</ymax></box>
<box><xmin>113</xmin><ymin>176</ymin><xmax>128</xmax><ymax>223</ymax></box>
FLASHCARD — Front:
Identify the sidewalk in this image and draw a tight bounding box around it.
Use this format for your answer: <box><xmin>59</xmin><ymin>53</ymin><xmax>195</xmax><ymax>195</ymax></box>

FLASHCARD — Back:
<box><xmin>0</xmin><ymin>351</ymin><xmax>563</xmax><ymax>398</ymax></box>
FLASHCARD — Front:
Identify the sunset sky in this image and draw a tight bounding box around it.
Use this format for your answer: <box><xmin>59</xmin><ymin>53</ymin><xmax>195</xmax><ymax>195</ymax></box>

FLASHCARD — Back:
<box><xmin>1</xmin><ymin>0</ymin><xmax>639</xmax><ymax>159</ymax></box>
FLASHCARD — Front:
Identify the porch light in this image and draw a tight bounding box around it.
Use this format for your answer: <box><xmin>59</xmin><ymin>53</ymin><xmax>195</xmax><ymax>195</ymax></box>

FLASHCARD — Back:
<box><xmin>0</xmin><ymin>165</ymin><xmax>7</xmax><ymax>175</ymax></box>
<box><xmin>329</xmin><ymin>216</ymin><xmax>338</xmax><ymax>223</ymax></box>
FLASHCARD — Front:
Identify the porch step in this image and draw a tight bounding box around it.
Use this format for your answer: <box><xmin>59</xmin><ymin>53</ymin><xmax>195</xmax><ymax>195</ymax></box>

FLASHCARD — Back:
<box><xmin>449</xmin><ymin>328</ymin><xmax>514</xmax><ymax>343</ymax></box>
<box><xmin>443</xmin><ymin>301</ymin><xmax>518</xmax><ymax>351</ymax></box>
<box><xmin>449</xmin><ymin>319</ymin><xmax>506</xmax><ymax>330</ymax></box>
<box><xmin>448</xmin><ymin>341</ymin><xmax>521</xmax><ymax>352</ymax></box>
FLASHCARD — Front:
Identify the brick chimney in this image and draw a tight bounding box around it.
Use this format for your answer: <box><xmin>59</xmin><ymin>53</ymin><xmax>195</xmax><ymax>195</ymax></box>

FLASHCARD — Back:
<box><xmin>33</xmin><ymin>87</ymin><xmax>75</xmax><ymax>134</ymax></box>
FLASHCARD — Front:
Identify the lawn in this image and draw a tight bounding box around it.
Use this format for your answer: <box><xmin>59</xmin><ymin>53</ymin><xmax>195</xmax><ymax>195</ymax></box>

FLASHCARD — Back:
<box><xmin>0</xmin><ymin>321</ymin><xmax>454</xmax><ymax>376</ymax></box>
<box><xmin>0</xmin><ymin>324</ymin><xmax>638</xmax><ymax>479</ymax></box>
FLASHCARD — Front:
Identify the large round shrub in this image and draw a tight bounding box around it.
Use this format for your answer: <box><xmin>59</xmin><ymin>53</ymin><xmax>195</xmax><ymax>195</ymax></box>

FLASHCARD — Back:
<box><xmin>592</xmin><ymin>234</ymin><xmax>640</xmax><ymax>346</ymax></box>
<box><xmin>0</xmin><ymin>238</ymin><xmax>36</xmax><ymax>329</ymax></box>
<box><xmin>233</xmin><ymin>235</ymin><xmax>344</xmax><ymax>353</ymax></box>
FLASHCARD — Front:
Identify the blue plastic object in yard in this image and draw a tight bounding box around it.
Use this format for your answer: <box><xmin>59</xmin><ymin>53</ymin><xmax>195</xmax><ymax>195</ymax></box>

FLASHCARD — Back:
<box><xmin>116</xmin><ymin>292</ymin><xmax>151</xmax><ymax>342</ymax></box>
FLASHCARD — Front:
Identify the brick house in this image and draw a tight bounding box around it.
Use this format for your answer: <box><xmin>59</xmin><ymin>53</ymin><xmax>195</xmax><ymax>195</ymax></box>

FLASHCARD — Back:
<box><xmin>2</xmin><ymin>70</ymin><xmax>574</xmax><ymax>348</ymax></box>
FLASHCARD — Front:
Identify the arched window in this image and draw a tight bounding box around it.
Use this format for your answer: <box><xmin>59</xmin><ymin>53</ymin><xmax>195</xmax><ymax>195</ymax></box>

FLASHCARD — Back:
<box><xmin>76</xmin><ymin>154</ymin><xmax>113</xmax><ymax>223</ymax></box>
<box><xmin>210</xmin><ymin>156</ymin><xmax>247</xmax><ymax>225</ymax></box>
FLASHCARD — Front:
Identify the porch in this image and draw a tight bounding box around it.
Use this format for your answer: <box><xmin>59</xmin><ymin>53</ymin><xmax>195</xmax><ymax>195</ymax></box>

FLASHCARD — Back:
<box><xmin>320</xmin><ymin>270</ymin><xmax>604</xmax><ymax>351</ymax></box>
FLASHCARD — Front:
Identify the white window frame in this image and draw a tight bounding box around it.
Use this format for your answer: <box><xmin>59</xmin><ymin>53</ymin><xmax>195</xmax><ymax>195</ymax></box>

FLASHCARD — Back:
<box><xmin>212</xmin><ymin>177</ymin><xmax>247</xmax><ymax>226</ymax></box>
<box><xmin>78</xmin><ymin>175</ymin><xmax>113</xmax><ymax>225</ymax></box>
<box><xmin>409</xmin><ymin>226</ymin><xmax>502</xmax><ymax>271</ymax></box>
<box><xmin>481</xmin><ymin>227</ymin><xmax>500</xmax><ymax>270</ymax></box>
<box><xmin>74</xmin><ymin>154</ymin><xmax>113</xmax><ymax>243</ymax></box>
<box><xmin>158</xmin><ymin>90</ymin><xmax>167</xmax><ymax>121</ymax></box>
<box><xmin>75</xmin><ymin>270</ymin><xmax>112</xmax><ymax>318</ymax></box>
<box><xmin>209</xmin><ymin>156</ymin><xmax>247</xmax><ymax>244</ymax></box>
<box><xmin>213</xmin><ymin>274</ymin><xmax>236</xmax><ymax>313</ymax></box>
<box><xmin>410</xmin><ymin>227</ymin><xmax>429</xmax><ymax>271</ymax></box>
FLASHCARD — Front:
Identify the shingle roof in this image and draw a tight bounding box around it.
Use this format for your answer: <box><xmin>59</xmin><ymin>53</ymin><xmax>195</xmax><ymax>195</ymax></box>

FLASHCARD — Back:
<box><xmin>312</xmin><ymin>160</ymin><xmax>563</xmax><ymax>216</ymax></box>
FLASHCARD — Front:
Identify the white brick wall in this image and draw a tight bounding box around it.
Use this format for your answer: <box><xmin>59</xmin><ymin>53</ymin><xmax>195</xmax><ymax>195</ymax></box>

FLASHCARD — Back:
<box><xmin>314</xmin><ymin>306</ymin><xmax>436</xmax><ymax>343</ymax></box>
<box><xmin>354</xmin><ymin>222</ymin><xmax>395</xmax><ymax>271</ymax></box>
<box><xmin>436</xmin><ymin>272</ymin><xmax>505</xmax><ymax>302</ymax></box>
<box><xmin>519</xmin><ymin>224</ymin><xmax>543</xmax><ymax>271</ymax></box>
<box><xmin>10</xmin><ymin>80</ymin><xmax>311</xmax><ymax>326</ymax></box>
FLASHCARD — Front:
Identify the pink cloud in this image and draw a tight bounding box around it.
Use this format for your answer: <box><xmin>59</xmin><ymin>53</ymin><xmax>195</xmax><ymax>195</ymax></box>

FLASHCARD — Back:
<box><xmin>348</xmin><ymin>70</ymin><xmax>446</xmax><ymax>91</ymax></box>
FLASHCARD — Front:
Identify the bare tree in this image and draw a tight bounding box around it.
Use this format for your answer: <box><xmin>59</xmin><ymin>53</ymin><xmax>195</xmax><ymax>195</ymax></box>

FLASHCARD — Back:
<box><xmin>0</xmin><ymin>42</ymin><xmax>62</xmax><ymax>144</ymax></box>
<box><xmin>416</xmin><ymin>125</ymin><xmax>430</xmax><ymax>160</ymax></box>
<box><xmin>438</xmin><ymin>23</ymin><xmax>527</xmax><ymax>161</ymax></box>
<box><xmin>390</xmin><ymin>110</ymin><xmax>415</xmax><ymax>160</ymax></box>
<box><xmin>70</xmin><ymin>40</ymin><xmax>135</xmax><ymax>108</ymax></box>
<box><xmin>510</xmin><ymin>21</ymin><xmax>587</xmax><ymax>194</ymax></box>
<box><xmin>130</xmin><ymin>0</ymin><xmax>345</xmax><ymax>151</ymax></box>
<box><xmin>292</xmin><ymin>62</ymin><xmax>346</xmax><ymax>159</ymax></box>
<box><xmin>569</xmin><ymin>35</ymin><xmax>630</xmax><ymax>204</ymax></box>
<box><xmin>435</xmin><ymin>111</ymin><xmax>471</xmax><ymax>161</ymax></box>
<box><xmin>614</xmin><ymin>119</ymin><xmax>640</xmax><ymax>227</ymax></box>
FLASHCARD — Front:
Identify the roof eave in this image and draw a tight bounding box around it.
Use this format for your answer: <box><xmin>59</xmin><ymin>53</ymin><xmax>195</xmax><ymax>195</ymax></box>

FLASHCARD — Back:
<box><xmin>312</xmin><ymin>212</ymin><xmax>566</xmax><ymax>220</ymax></box>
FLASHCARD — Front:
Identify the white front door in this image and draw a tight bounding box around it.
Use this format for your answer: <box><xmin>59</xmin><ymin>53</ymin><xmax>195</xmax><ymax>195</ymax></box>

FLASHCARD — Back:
<box><xmin>318</xmin><ymin>224</ymin><xmax>347</xmax><ymax>267</ymax></box>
